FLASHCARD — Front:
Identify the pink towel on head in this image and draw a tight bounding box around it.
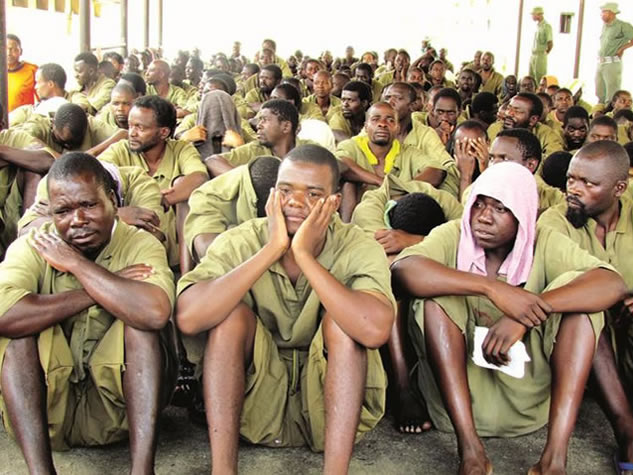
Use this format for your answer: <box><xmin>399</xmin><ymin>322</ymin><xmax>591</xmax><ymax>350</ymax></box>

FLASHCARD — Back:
<box><xmin>457</xmin><ymin>161</ymin><xmax>538</xmax><ymax>286</ymax></box>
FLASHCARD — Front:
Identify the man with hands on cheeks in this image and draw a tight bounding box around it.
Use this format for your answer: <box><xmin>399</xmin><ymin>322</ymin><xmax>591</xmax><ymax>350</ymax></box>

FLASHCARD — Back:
<box><xmin>0</xmin><ymin>153</ymin><xmax>176</xmax><ymax>475</ymax></box>
<box><xmin>391</xmin><ymin>161</ymin><xmax>626</xmax><ymax>475</ymax></box>
<box><xmin>176</xmin><ymin>144</ymin><xmax>395</xmax><ymax>475</ymax></box>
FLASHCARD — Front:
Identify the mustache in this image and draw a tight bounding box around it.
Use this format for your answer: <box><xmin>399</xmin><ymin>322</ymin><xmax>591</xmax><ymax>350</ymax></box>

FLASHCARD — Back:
<box><xmin>566</xmin><ymin>195</ymin><xmax>585</xmax><ymax>208</ymax></box>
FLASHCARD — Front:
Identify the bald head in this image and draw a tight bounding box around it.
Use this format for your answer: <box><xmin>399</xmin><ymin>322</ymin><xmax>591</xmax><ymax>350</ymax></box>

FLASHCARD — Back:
<box><xmin>574</xmin><ymin>141</ymin><xmax>630</xmax><ymax>182</ymax></box>
<box><xmin>146</xmin><ymin>60</ymin><xmax>170</xmax><ymax>86</ymax></box>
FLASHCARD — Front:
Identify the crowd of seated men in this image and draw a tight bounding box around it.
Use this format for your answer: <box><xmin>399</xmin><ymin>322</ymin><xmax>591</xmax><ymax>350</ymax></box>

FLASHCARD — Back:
<box><xmin>1</xmin><ymin>35</ymin><xmax>633</xmax><ymax>474</ymax></box>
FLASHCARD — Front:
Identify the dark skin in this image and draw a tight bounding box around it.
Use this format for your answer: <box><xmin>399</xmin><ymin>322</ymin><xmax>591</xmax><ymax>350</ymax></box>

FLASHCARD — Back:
<box><xmin>392</xmin><ymin>194</ymin><xmax>627</xmax><ymax>475</ymax></box>
<box><xmin>565</xmin><ymin>153</ymin><xmax>633</xmax><ymax>469</ymax></box>
<box><xmin>127</xmin><ymin>106</ymin><xmax>207</xmax><ymax>208</ymax></box>
<box><xmin>0</xmin><ymin>173</ymin><xmax>172</xmax><ymax>475</ymax></box>
<box><xmin>176</xmin><ymin>160</ymin><xmax>394</xmax><ymax>474</ymax></box>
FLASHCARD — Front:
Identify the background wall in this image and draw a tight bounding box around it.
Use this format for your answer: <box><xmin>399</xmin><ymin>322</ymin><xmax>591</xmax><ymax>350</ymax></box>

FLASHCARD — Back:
<box><xmin>5</xmin><ymin>0</ymin><xmax>633</xmax><ymax>103</ymax></box>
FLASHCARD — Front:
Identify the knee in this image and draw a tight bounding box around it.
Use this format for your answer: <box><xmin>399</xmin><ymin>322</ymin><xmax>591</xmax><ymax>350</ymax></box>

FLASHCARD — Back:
<box><xmin>423</xmin><ymin>300</ymin><xmax>446</xmax><ymax>322</ymax></box>
<box><xmin>3</xmin><ymin>336</ymin><xmax>39</xmax><ymax>362</ymax></box>
<box><xmin>207</xmin><ymin>303</ymin><xmax>256</xmax><ymax>347</ymax></box>
<box><xmin>322</xmin><ymin>313</ymin><xmax>361</xmax><ymax>354</ymax></box>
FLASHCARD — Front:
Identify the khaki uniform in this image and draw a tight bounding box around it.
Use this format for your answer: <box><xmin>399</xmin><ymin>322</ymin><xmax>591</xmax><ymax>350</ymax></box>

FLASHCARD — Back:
<box><xmin>328</xmin><ymin>109</ymin><xmax>356</xmax><ymax>137</ymax></box>
<box><xmin>0</xmin><ymin>129</ymin><xmax>54</xmax><ymax>253</ymax></box>
<box><xmin>146</xmin><ymin>84</ymin><xmax>188</xmax><ymax>109</ymax></box>
<box><xmin>99</xmin><ymin>139</ymin><xmax>209</xmax><ymax>265</ymax></box>
<box><xmin>218</xmin><ymin>138</ymin><xmax>313</xmax><ymax>168</ymax></box>
<box><xmin>394</xmin><ymin>220</ymin><xmax>610</xmax><ymax>437</ymax></box>
<box><xmin>595</xmin><ymin>18</ymin><xmax>633</xmax><ymax>104</ymax></box>
<box><xmin>538</xmin><ymin>198</ymin><xmax>633</xmax><ymax>388</ymax></box>
<box><xmin>8</xmin><ymin>103</ymin><xmax>35</xmax><ymax>128</ymax></box>
<box><xmin>302</xmin><ymin>95</ymin><xmax>342</xmax><ymax>122</ymax></box>
<box><xmin>21</xmin><ymin>115</ymin><xmax>121</xmax><ymax>155</ymax></box>
<box><xmin>530</xmin><ymin>19</ymin><xmax>553</xmax><ymax>83</ymax></box>
<box><xmin>0</xmin><ymin>221</ymin><xmax>176</xmax><ymax>450</ymax></box>
<box><xmin>299</xmin><ymin>101</ymin><xmax>327</xmax><ymax>122</ymax></box>
<box><xmin>18</xmin><ymin>166</ymin><xmax>167</xmax><ymax>243</ymax></box>
<box><xmin>177</xmin><ymin>216</ymin><xmax>395</xmax><ymax>451</ymax></box>
<box><xmin>68</xmin><ymin>75</ymin><xmax>116</xmax><ymax>115</ymax></box>
<box><xmin>183</xmin><ymin>164</ymin><xmax>259</xmax><ymax>256</ymax></box>
<box><xmin>335</xmin><ymin>138</ymin><xmax>446</xmax><ymax>185</ymax></box>
<box><xmin>479</xmin><ymin>70</ymin><xmax>504</xmax><ymax>99</ymax></box>
<box><xmin>487</xmin><ymin>121</ymin><xmax>565</xmax><ymax>159</ymax></box>
<box><xmin>95</xmin><ymin>104</ymin><xmax>119</xmax><ymax>129</ymax></box>
<box><xmin>242</xmin><ymin>88</ymin><xmax>270</xmax><ymax>119</ymax></box>
<box><xmin>351</xmin><ymin>174</ymin><xmax>463</xmax><ymax>238</ymax></box>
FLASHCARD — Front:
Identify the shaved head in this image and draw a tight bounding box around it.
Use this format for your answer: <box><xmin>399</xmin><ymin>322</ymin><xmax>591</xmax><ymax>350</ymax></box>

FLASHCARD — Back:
<box><xmin>152</xmin><ymin>60</ymin><xmax>170</xmax><ymax>74</ymax></box>
<box><xmin>574</xmin><ymin>140</ymin><xmax>630</xmax><ymax>182</ymax></box>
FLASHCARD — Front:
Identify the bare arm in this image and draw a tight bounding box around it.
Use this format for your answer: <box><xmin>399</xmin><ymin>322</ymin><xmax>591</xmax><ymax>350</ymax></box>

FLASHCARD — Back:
<box><xmin>0</xmin><ymin>145</ymin><xmax>54</xmax><ymax>174</ymax></box>
<box><xmin>204</xmin><ymin>155</ymin><xmax>235</xmax><ymax>177</ymax></box>
<box><xmin>85</xmin><ymin>129</ymin><xmax>128</xmax><ymax>157</ymax></box>
<box><xmin>340</xmin><ymin>157</ymin><xmax>383</xmax><ymax>186</ymax></box>
<box><xmin>30</xmin><ymin>231</ymin><xmax>172</xmax><ymax>331</ymax></box>
<box><xmin>176</xmin><ymin>190</ymin><xmax>289</xmax><ymax>335</ymax></box>
<box><xmin>292</xmin><ymin>197</ymin><xmax>394</xmax><ymax>348</ymax></box>
<box><xmin>0</xmin><ymin>290</ymin><xmax>95</xmax><ymax>338</ymax></box>
<box><xmin>162</xmin><ymin>171</ymin><xmax>208</xmax><ymax>207</ymax></box>
<box><xmin>413</xmin><ymin>167</ymin><xmax>446</xmax><ymax>187</ymax></box>
<box><xmin>546</xmin><ymin>41</ymin><xmax>553</xmax><ymax>54</ymax></box>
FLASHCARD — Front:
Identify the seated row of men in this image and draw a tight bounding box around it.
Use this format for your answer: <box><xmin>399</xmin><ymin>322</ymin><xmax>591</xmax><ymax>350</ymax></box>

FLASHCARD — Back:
<box><xmin>1</xmin><ymin>41</ymin><xmax>633</xmax><ymax>474</ymax></box>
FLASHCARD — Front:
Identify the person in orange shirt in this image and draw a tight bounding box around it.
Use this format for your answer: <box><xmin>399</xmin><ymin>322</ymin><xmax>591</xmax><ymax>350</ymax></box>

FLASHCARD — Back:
<box><xmin>7</xmin><ymin>34</ymin><xmax>38</xmax><ymax>112</ymax></box>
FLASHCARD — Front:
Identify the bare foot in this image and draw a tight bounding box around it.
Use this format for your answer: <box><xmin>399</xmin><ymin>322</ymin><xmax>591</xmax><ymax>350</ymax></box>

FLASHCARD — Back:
<box><xmin>615</xmin><ymin>417</ymin><xmax>633</xmax><ymax>473</ymax></box>
<box><xmin>396</xmin><ymin>388</ymin><xmax>432</xmax><ymax>434</ymax></box>
<box><xmin>459</xmin><ymin>444</ymin><xmax>493</xmax><ymax>475</ymax></box>
<box><xmin>527</xmin><ymin>461</ymin><xmax>566</xmax><ymax>475</ymax></box>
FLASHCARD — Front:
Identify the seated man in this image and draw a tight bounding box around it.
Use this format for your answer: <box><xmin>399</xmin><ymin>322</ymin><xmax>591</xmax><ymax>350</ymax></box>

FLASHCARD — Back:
<box><xmin>328</xmin><ymin>80</ymin><xmax>372</xmax><ymax>143</ymax></box>
<box><xmin>488</xmin><ymin>92</ymin><xmax>564</xmax><ymax>158</ymax></box>
<box><xmin>354</xmin><ymin>62</ymin><xmax>385</xmax><ymax>103</ymax></box>
<box><xmin>205</xmin><ymin>99</ymin><xmax>311</xmax><ymax>177</ymax></box>
<box><xmin>0</xmin><ymin>153</ymin><xmax>176</xmax><ymax>473</ymax></box>
<box><xmin>19</xmin><ymin>163</ymin><xmax>167</xmax><ymax>245</ymax></box>
<box><xmin>95</xmin><ymin>83</ymin><xmax>136</xmax><ymax>130</ymax></box>
<box><xmin>184</xmin><ymin>156</ymin><xmax>280</xmax><ymax>262</ymax></box>
<box><xmin>587</xmin><ymin>115</ymin><xmax>619</xmax><ymax>143</ymax></box>
<box><xmin>464</xmin><ymin>128</ymin><xmax>564</xmax><ymax>214</ymax></box>
<box><xmin>391</xmin><ymin>161</ymin><xmax>626</xmax><ymax>474</ymax></box>
<box><xmin>21</xmin><ymin>103</ymin><xmax>127</xmax><ymax>157</ymax></box>
<box><xmin>9</xmin><ymin>62</ymin><xmax>68</xmax><ymax>128</ymax></box>
<box><xmin>562</xmin><ymin>106</ymin><xmax>590</xmax><ymax>152</ymax></box>
<box><xmin>68</xmin><ymin>52</ymin><xmax>116</xmax><ymax>115</ymax></box>
<box><xmin>145</xmin><ymin>60</ymin><xmax>188</xmax><ymax>111</ymax></box>
<box><xmin>176</xmin><ymin>144</ymin><xmax>395</xmax><ymax>474</ymax></box>
<box><xmin>99</xmin><ymin>95</ymin><xmax>209</xmax><ymax>266</ymax></box>
<box><xmin>538</xmin><ymin>141</ymin><xmax>633</xmax><ymax>470</ymax></box>
<box><xmin>335</xmin><ymin>101</ymin><xmax>447</xmax><ymax>191</ymax></box>
<box><xmin>303</xmin><ymin>70</ymin><xmax>342</xmax><ymax>122</ymax></box>
<box><xmin>546</xmin><ymin>88</ymin><xmax>573</xmax><ymax>132</ymax></box>
<box><xmin>0</xmin><ymin>105</ymin><xmax>56</xmax><ymax>254</ymax></box>
<box><xmin>426</xmin><ymin>88</ymin><xmax>462</xmax><ymax>145</ymax></box>
<box><xmin>242</xmin><ymin>64</ymin><xmax>283</xmax><ymax>119</ymax></box>
<box><xmin>272</xmin><ymin>83</ymin><xmax>323</xmax><ymax>122</ymax></box>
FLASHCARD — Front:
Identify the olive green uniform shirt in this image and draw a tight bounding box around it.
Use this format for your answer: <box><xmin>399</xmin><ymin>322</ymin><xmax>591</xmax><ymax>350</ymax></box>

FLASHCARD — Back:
<box><xmin>146</xmin><ymin>84</ymin><xmax>188</xmax><ymax>109</ymax></box>
<box><xmin>487</xmin><ymin>121</ymin><xmax>565</xmax><ymax>158</ymax></box>
<box><xmin>0</xmin><ymin>220</ymin><xmax>175</xmax><ymax>450</ymax></box>
<box><xmin>21</xmin><ymin>114</ymin><xmax>121</xmax><ymax>155</ymax></box>
<box><xmin>599</xmin><ymin>18</ymin><xmax>633</xmax><ymax>57</ymax></box>
<box><xmin>335</xmin><ymin>139</ymin><xmax>446</xmax><ymax>183</ymax></box>
<box><xmin>351</xmin><ymin>174</ymin><xmax>463</xmax><ymax>238</ymax></box>
<box><xmin>99</xmin><ymin>139</ymin><xmax>209</xmax><ymax>265</ymax></box>
<box><xmin>479</xmin><ymin>70</ymin><xmax>504</xmax><ymax>99</ymax></box>
<box><xmin>394</xmin><ymin>220</ymin><xmax>610</xmax><ymax>437</ymax></box>
<box><xmin>218</xmin><ymin>138</ymin><xmax>312</xmax><ymax>168</ymax></box>
<box><xmin>68</xmin><ymin>74</ymin><xmax>116</xmax><ymax>115</ymax></box>
<box><xmin>303</xmin><ymin>94</ymin><xmax>342</xmax><ymax>122</ymax></box>
<box><xmin>183</xmin><ymin>164</ymin><xmax>259</xmax><ymax>256</ymax></box>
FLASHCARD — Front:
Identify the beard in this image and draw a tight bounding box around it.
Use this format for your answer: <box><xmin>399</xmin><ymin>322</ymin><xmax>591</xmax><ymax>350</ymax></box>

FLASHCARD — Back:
<box><xmin>565</xmin><ymin>197</ymin><xmax>589</xmax><ymax>228</ymax></box>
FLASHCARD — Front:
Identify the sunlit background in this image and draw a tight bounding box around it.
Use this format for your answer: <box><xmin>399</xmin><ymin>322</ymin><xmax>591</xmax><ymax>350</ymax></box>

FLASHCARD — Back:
<box><xmin>5</xmin><ymin>0</ymin><xmax>633</xmax><ymax>104</ymax></box>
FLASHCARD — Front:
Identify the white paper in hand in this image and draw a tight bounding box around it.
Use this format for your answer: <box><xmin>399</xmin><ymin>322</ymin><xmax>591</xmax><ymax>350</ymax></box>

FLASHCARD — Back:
<box><xmin>472</xmin><ymin>326</ymin><xmax>531</xmax><ymax>379</ymax></box>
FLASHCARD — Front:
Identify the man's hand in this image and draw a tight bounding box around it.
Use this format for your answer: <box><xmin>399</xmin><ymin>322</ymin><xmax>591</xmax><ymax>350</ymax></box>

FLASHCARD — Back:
<box><xmin>265</xmin><ymin>188</ymin><xmax>290</xmax><ymax>255</ymax></box>
<box><xmin>436</xmin><ymin>121</ymin><xmax>454</xmax><ymax>145</ymax></box>
<box><xmin>374</xmin><ymin>229</ymin><xmax>423</xmax><ymax>254</ymax></box>
<box><xmin>117</xmin><ymin>206</ymin><xmax>165</xmax><ymax>241</ymax></box>
<box><xmin>29</xmin><ymin>230</ymin><xmax>85</xmax><ymax>273</ymax></box>
<box><xmin>454</xmin><ymin>138</ymin><xmax>477</xmax><ymax>179</ymax></box>
<box><xmin>161</xmin><ymin>188</ymin><xmax>175</xmax><ymax>210</ymax></box>
<box><xmin>115</xmin><ymin>264</ymin><xmax>154</xmax><ymax>281</ymax></box>
<box><xmin>487</xmin><ymin>280</ymin><xmax>552</xmax><ymax>327</ymax></box>
<box><xmin>482</xmin><ymin>316</ymin><xmax>527</xmax><ymax>366</ymax></box>
<box><xmin>30</xmin><ymin>200</ymin><xmax>50</xmax><ymax>218</ymax></box>
<box><xmin>180</xmin><ymin>125</ymin><xmax>207</xmax><ymax>143</ymax></box>
<box><xmin>223</xmin><ymin>129</ymin><xmax>245</xmax><ymax>149</ymax></box>
<box><xmin>469</xmin><ymin>137</ymin><xmax>489</xmax><ymax>172</ymax></box>
<box><xmin>291</xmin><ymin>195</ymin><xmax>338</xmax><ymax>258</ymax></box>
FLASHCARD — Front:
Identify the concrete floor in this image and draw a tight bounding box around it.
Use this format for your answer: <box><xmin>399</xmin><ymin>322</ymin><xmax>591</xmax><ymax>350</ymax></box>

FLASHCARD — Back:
<box><xmin>0</xmin><ymin>397</ymin><xmax>619</xmax><ymax>474</ymax></box>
